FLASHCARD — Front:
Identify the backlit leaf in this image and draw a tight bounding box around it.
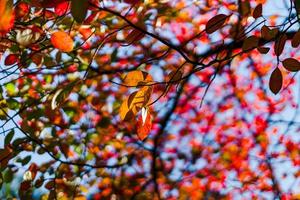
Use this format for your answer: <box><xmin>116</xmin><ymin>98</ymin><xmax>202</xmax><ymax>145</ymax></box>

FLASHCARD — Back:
<box><xmin>0</xmin><ymin>0</ymin><xmax>14</xmax><ymax>35</ymax></box>
<box><xmin>122</xmin><ymin>71</ymin><xmax>153</xmax><ymax>86</ymax></box>
<box><xmin>137</xmin><ymin>109</ymin><xmax>152</xmax><ymax>141</ymax></box>
<box><xmin>4</xmin><ymin>54</ymin><xmax>18</xmax><ymax>66</ymax></box>
<box><xmin>119</xmin><ymin>86</ymin><xmax>152</xmax><ymax>121</ymax></box>
<box><xmin>51</xmin><ymin>31</ymin><xmax>74</xmax><ymax>52</ymax></box>
<box><xmin>125</xmin><ymin>29</ymin><xmax>145</xmax><ymax>45</ymax></box>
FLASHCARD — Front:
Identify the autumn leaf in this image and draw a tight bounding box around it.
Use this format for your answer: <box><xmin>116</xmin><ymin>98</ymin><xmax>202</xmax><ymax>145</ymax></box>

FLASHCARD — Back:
<box><xmin>282</xmin><ymin>58</ymin><xmax>300</xmax><ymax>72</ymax></box>
<box><xmin>0</xmin><ymin>145</ymin><xmax>13</xmax><ymax>169</ymax></box>
<box><xmin>274</xmin><ymin>33</ymin><xmax>287</xmax><ymax>56</ymax></box>
<box><xmin>119</xmin><ymin>86</ymin><xmax>152</xmax><ymax>121</ymax></box>
<box><xmin>257</xmin><ymin>46</ymin><xmax>270</xmax><ymax>54</ymax></box>
<box><xmin>205</xmin><ymin>14</ymin><xmax>228</xmax><ymax>34</ymax></box>
<box><xmin>51</xmin><ymin>31</ymin><xmax>74</xmax><ymax>52</ymax></box>
<box><xmin>29</xmin><ymin>0</ymin><xmax>67</xmax><ymax>8</ymax></box>
<box><xmin>137</xmin><ymin>108</ymin><xmax>152</xmax><ymax>140</ymax></box>
<box><xmin>291</xmin><ymin>30</ymin><xmax>300</xmax><ymax>48</ymax></box>
<box><xmin>0</xmin><ymin>0</ymin><xmax>14</xmax><ymax>35</ymax></box>
<box><xmin>242</xmin><ymin>36</ymin><xmax>259</xmax><ymax>51</ymax></box>
<box><xmin>122</xmin><ymin>71</ymin><xmax>153</xmax><ymax>86</ymax></box>
<box><xmin>124</xmin><ymin>0</ymin><xmax>140</xmax><ymax>5</ymax></box>
<box><xmin>261</xmin><ymin>25</ymin><xmax>278</xmax><ymax>40</ymax></box>
<box><xmin>4</xmin><ymin>54</ymin><xmax>18</xmax><ymax>66</ymax></box>
<box><xmin>71</xmin><ymin>0</ymin><xmax>88</xmax><ymax>23</ymax></box>
<box><xmin>269</xmin><ymin>67</ymin><xmax>282</xmax><ymax>94</ymax></box>
<box><xmin>253</xmin><ymin>4</ymin><xmax>262</xmax><ymax>19</ymax></box>
<box><xmin>54</xmin><ymin>1</ymin><xmax>69</xmax><ymax>16</ymax></box>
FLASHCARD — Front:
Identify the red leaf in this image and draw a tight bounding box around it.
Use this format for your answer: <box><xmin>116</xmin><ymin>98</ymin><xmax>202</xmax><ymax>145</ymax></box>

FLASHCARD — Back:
<box><xmin>137</xmin><ymin>109</ymin><xmax>152</xmax><ymax>141</ymax></box>
<box><xmin>54</xmin><ymin>1</ymin><xmax>70</xmax><ymax>16</ymax></box>
<box><xmin>124</xmin><ymin>0</ymin><xmax>140</xmax><ymax>5</ymax></box>
<box><xmin>4</xmin><ymin>54</ymin><xmax>18</xmax><ymax>66</ymax></box>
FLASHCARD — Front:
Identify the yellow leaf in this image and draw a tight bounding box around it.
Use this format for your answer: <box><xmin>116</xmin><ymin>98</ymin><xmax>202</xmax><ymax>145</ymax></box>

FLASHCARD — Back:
<box><xmin>122</xmin><ymin>71</ymin><xmax>153</xmax><ymax>86</ymax></box>
<box><xmin>119</xmin><ymin>86</ymin><xmax>152</xmax><ymax>121</ymax></box>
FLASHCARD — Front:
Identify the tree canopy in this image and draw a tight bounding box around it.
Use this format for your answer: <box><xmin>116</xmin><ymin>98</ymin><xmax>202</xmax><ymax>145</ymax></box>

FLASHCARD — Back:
<box><xmin>1</xmin><ymin>0</ymin><xmax>300</xmax><ymax>199</ymax></box>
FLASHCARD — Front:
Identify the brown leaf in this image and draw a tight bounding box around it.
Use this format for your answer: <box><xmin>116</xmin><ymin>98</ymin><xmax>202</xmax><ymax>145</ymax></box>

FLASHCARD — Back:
<box><xmin>282</xmin><ymin>58</ymin><xmax>300</xmax><ymax>72</ymax></box>
<box><xmin>125</xmin><ymin>29</ymin><xmax>145</xmax><ymax>45</ymax></box>
<box><xmin>269</xmin><ymin>67</ymin><xmax>282</xmax><ymax>95</ymax></box>
<box><xmin>205</xmin><ymin>14</ymin><xmax>228</xmax><ymax>34</ymax></box>
<box><xmin>71</xmin><ymin>0</ymin><xmax>88</xmax><ymax>23</ymax></box>
<box><xmin>257</xmin><ymin>46</ymin><xmax>270</xmax><ymax>54</ymax></box>
<box><xmin>240</xmin><ymin>1</ymin><xmax>251</xmax><ymax>17</ymax></box>
<box><xmin>167</xmin><ymin>70</ymin><xmax>183</xmax><ymax>82</ymax></box>
<box><xmin>274</xmin><ymin>34</ymin><xmax>287</xmax><ymax>56</ymax></box>
<box><xmin>261</xmin><ymin>26</ymin><xmax>278</xmax><ymax>40</ymax></box>
<box><xmin>45</xmin><ymin>180</ymin><xmax>55</xmax><ymax>190</ymax></box>
<box><xmin>20</xmin><ymin>181</ymin><xmax>31</xmax><ymax>191</ymax></box>
<box><xmin>291</xmin><ymin>30</ymin><xmax>300</xmax><ymax>48</ymax></box>
<box><xmin>242</xmin><ymin>35</ymin><xmax>259</xmax><ymax>51</ymax></box>
<box><xmin>253</xmin><ymin>4</ymin><xmax>262</xmax><ymax>19</ymax></box>
<box><xmin>0</xmin><ymin>145</ymin><xmax>13</xmax><ymax>169</ymax></box>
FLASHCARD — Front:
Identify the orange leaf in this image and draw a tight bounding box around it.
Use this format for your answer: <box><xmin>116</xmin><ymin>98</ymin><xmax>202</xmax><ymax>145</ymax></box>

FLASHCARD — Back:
<box><xmin>137</xmin><ymin>109</ymin><xmax>152</xmax><ymax>140</ymax></box>
<box><xmin>51</xmin><ymin>31</ymin><xmax>74</xmax><ymax>52</ymax></box>
<box><xmin>122</xmin><ymin>70</ymin><xmax>153</xmax><ymax>86</ymax></box>
<box><xmin>0</xmin><ymin>0</ymin><xmax>14</xmax><ymax>35</ymax></box>
<box><xmin>119</xmin><ymin>86</ymin><xmax>152</xmax><ymax>121</ymax></box>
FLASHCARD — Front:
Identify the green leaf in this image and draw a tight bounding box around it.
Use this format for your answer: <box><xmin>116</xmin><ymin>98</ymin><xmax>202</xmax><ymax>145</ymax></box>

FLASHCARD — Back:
<box><xmin>21</xmin><ymin>155</ymin><xmax>31</xmax><ymax>166</ymax></box>
<box><xmin>4</xmin><ymin>130</ymin><xmax>14</xmax><ymax>146</ymax></box>
<box><xmin>6</xmin><ymin>98</ymin><xmax>19</xmax><ymax>110</ymax></box>
<box><xmin>71</xmin><ymin>0</ymin><xmax>88</xmax><ymax>23</ymax></box>
<box><xmin>5</xmin><ymin>83</ymin><xmax>16</xmax><ymax>96</ymax></box>
<box><xmin>3</xmin><ymin>168</ymin><xmax>13</xmax><ymax>183</ymax></box>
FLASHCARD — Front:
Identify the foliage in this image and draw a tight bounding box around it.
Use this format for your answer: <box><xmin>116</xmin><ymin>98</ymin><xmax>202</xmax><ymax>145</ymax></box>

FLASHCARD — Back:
<box><xmin>0</xmin><ymin>0</ymin><xmax>300</xmax><ymax>199</ymax></box>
